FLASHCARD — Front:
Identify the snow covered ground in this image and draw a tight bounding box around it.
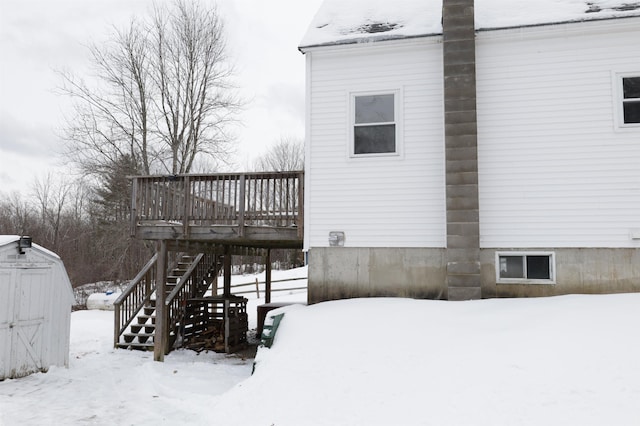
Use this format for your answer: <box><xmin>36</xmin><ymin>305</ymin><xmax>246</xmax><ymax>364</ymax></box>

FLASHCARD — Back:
<box><xmin>1</xmin><ymin>269</ymin><xmax>639</xmax><ymax>425</ymax></box>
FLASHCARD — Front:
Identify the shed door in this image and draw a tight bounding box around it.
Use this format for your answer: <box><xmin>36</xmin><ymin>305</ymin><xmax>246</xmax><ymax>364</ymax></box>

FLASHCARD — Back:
<box><xmin>0</xmin><ymin>267</ymin><xmax>49</xmax><ymax>379</ymax></box>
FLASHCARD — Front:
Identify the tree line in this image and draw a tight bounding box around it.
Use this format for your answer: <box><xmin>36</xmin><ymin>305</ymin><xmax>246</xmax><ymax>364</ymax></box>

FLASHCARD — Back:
<box><xmin>0</xmin><ymin>175</ymin><xmax>150</xmax><ymax>286</ymax></box>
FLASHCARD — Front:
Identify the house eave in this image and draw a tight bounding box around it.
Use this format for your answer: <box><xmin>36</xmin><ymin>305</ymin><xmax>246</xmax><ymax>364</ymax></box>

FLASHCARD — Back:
<box><xmin>298</xmin><ymin>32</ymin><xmax>441</xmax><ymax>53</ymax></box>
<box><xmin>477</xmin><ymin>13</ymin><xmax>640</xmax><ymax>34</ymax></box>
<box><xmin>299</xmin><ymin>14</ymin><xmax>640</xmax><ymax>53</ymax></box>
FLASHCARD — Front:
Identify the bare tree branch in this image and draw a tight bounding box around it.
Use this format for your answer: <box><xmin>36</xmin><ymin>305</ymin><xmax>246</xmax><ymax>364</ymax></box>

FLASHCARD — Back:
<box><xmin>58</xmin><ymin>0</ymin><xmax>239</xmax><ymax>178</ymax></box>
<box><xmin>254</xmin><ymin>136</ymin><xmax>305</xmax><ymax>172</ymax></box>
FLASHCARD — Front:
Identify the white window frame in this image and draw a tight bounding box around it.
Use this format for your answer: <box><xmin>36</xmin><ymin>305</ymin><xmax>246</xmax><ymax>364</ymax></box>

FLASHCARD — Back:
<box><xmin>349</xmin><ymin>89</ymin><xmax>401</xmax><ymax>158</ymax></box>
<box><xmin>495</xmin><ymin>251</ymin><xmax>556</xmax><ymax>285</ymax></box>
<box><xmin>613</xmin><ymin>72</ymin><xmax>640</xmax><ymax>129</ymax></box>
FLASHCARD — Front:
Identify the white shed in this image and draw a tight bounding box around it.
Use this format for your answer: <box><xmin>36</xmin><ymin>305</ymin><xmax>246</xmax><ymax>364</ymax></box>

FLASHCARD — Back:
<box><xmin>0</xmin><ymin>235</ymin><xmax>74</xmax><ymax>380</ymax></box>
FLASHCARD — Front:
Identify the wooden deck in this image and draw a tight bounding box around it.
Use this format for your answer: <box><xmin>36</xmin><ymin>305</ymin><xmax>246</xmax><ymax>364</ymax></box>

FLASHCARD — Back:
<box><xmin>130</xmin><ymin>171</ymin><xmax>304</xmax><ymax>248</ymax></box>
<box><xmin>121</xmin><ymin>171</ymin><xmax>304</xmax><ymax>361</ymax></box>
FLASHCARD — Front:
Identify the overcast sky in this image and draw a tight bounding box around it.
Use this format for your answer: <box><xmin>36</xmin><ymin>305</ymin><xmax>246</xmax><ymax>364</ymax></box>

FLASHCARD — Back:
<box><xmin>0</xmin><ymin>0</ymin><xmax>323</xmax><ymax>195</ymax></box>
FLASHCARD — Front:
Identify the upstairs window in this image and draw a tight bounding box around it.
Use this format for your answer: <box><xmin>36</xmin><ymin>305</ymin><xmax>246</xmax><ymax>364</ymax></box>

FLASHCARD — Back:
<box><xmin>622</xmin><ymin>76</ymin><xmax>640</xmax><ymax>124</ymax></box>
<box><xmin>352</xmin><ymin>92</ymin><xmax>399</xmax><ymax>156</ymax></box>
<box><xmin>496</xmin><ymin>252</ymin><xmax>556</xmax><ymax>284</ymax></box>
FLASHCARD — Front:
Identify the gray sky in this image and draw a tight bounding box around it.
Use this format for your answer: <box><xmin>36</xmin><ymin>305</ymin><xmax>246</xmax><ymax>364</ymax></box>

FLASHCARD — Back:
<box><xmin>0</xmin><ymin>0</ymin><xmax>322</xmax><ymax>195</ymax></box>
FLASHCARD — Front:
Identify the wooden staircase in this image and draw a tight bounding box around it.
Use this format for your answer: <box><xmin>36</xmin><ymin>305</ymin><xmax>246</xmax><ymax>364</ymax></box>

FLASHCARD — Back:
<box><xmin>114</xmin><ymin>253</ymin><xmax>222</xmax><ymax>351</ymax></box>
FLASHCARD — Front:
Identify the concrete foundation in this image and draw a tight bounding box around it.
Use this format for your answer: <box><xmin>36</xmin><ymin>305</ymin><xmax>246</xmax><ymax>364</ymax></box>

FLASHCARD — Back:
<box><xmin>307</xmin><ymin>247</ymin><xmax>640</xmax><ymax>303</ymax></box>
<box><xmin>307</xmin><ymin>248</ymin><xmax>447</xmax><ymax>304</ymax></box>
<box><xmin>481</xmin><ymin>248</ymin><xmax>640</xmax><ymax>298</ymax></box>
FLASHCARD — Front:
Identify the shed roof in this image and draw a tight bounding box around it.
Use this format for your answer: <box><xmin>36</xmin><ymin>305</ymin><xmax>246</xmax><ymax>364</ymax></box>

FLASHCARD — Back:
<box><xmin>299</xmin><ymin>0</ymin><xmax>640</xmax><ymax>49</ymax></box>
<box><xmin>0</xmin><ymin>235</ymin><xmax>61</xmax><ymax>259</ymax></box>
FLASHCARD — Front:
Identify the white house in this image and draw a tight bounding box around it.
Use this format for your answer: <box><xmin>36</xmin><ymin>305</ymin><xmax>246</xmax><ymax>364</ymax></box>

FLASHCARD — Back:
<box><xmin>0</xmin><ymin>236</ymin><xmax>74</xmax><ymax>379</ymax></box>
<box><xmin>299</xmin><ymin>0</ymin><xmax>640</xmax><ymax>302</ymax></box>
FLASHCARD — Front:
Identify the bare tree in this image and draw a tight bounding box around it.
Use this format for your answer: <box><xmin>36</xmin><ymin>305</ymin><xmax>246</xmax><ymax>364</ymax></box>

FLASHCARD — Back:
<box><xmin>253</xmin><ymin>136</ymin><xmax>304</xmax><ymax>172</ymax></box>
<box><xmin>59</xmin><ymin>0</ymin><xmax>239</xmax><ymax>178</ymax></box>
<box><xmin>54</xmin><ymin>0</ymin><xmax>239</xmax><ymax>285</ymax></box>
<box><xmin>59</xmin><ymin>19</ymin><xmax>153</xmax><ymax>177</ymax></box>
<box><xmin>0</xmin><ymin>192</ymin><xmax>35</xmax><ymax>237</ymax></box>
<box><xmin>152</xmin><ymin>1</ymin><xmax>238</xmax><ymax>174</ymax></box>
<box><xmin>33</xmin><ymin>174</ymin><xmax>73</xmax><ymax>251</ymax></box>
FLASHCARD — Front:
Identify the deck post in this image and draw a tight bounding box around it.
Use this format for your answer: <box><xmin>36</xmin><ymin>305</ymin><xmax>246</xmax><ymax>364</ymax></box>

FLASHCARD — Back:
<box><xmin>265</xmin><ymin>249</ymin><xmax>272</xmax><ymax>304</ymax></box>
<box><xmin>130</xmin><ymin>177</ymin><xmax>138</xmax><ymax>237</ymax></box>
<box><xmin>224</xmin><ymin>298</ymin><xmax>230</xmax><ymax>353</ymax></box>
<box><xmin>238</xmin><ymin>174</ymin><xmax>246</xmax><ymax>237</ymax></box>
<box><xmin>183</xmin><ymin>175</ymin><xmax>191</xmax><ymax>238</ymax></box>
<box><xmin>154</xmin><ymin>240</ymin><xmax>168</xmax><ymax>362</ymax></box>
<box><xmin>223</xmin><ymin>245</ymin><xmax>232</xmax><ymax>297</ymax></box>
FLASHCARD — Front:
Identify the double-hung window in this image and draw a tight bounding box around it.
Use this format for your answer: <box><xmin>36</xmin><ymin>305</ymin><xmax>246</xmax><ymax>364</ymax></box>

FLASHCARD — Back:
<box><xmin>496</xmin><ymin>252</ymin><xmax>556</xmax><ymax>284</ymax></box>
<box><xmin>622</xmin><ymin>76</ymin><xmax>640</xmax><ymax>125</ymax></box>
<box><xmin>351</xmin><ymin>92</ymin><xmax>399</xmax><ymax>156</ymax></box>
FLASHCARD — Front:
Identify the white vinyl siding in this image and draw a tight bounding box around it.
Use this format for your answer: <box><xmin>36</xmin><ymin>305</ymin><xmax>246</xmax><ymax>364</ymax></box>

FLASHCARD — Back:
<box><xmin>476</xmin><ymin>19</ymin><xmax>640</xmax><ymax>248</ymax></box>
<box><xmin>304</xmin><ymin>39</ymin><xmax>446</xmax><ymax>249</ymax></box>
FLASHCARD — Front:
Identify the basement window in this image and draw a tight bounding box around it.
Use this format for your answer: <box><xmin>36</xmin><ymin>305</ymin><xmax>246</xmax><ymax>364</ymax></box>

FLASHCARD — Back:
<box><xmin>496</xmin><ymin>252</ymin><xmax>556</xmax><ymax>284</ymax></box>
<box><xmin>351</xmin><ymin>91</ymin><xmax>399</xmax><ymax>156</ymax></box>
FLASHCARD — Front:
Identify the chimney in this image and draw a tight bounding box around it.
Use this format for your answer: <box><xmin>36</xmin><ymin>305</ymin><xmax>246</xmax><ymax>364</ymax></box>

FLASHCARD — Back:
<box><xmin>442</xmin><ymin>0</ymin><xmax>481</xmax><ymax>300</ymax></box>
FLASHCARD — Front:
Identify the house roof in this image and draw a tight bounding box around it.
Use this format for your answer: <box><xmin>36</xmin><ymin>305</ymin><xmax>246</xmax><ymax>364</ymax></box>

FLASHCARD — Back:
<box><xmin>299</xmin><ymin>0</ymin><xmax>640</xmax><ymax>49</ymax></box>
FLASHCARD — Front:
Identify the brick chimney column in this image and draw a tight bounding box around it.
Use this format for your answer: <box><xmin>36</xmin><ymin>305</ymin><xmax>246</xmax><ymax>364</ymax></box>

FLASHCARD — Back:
<box><xmin>442</xmin><ymin>0</ymin><xmax>481</xmax><ymax>300</ymax></box>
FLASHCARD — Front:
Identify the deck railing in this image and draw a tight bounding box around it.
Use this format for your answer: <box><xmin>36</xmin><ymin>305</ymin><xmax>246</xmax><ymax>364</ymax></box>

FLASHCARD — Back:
<box><xmin>130</xmin><ymin>171</ymin><xmax>304</xmax><ymax>239</ymax></box>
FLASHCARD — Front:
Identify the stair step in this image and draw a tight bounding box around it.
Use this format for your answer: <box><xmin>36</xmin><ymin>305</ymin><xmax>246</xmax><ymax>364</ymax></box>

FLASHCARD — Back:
<box><xmin>138</xmin><ymin>335</ymin><xmax>152</xmax><ymax>344</ymax></box>
<box><xmin>116</xmin><ymin>342</ymin><xmax>154</xmax><ymax>351</ymax></box>
<box><xmin>137</xmin><ymin>314</ymin><xmax>155</xmax><ymax>324</ymax></box>
<box><xmin>123</xmin><ymin>332</ymin><xmax>154</xmax><ymax>341</ymax></box>
<box><xmin>131</xmin><ymin>324</ymin><xmax>156</xmax><ymax>334</ymax></box>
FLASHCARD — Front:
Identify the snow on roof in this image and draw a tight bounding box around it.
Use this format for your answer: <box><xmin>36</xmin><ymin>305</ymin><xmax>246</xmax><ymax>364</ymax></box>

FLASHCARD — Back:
<box><xmin>0</xmin><ymin>235</ymin><xmax>20</xmax><ymax>247</ymax></box>
<box><xmin>299</xmin><ymin>0</ymin><xmax>640</xmax><ymax>49</ymax></box>
<box><xmin>0</xmin><ymin>235</ymin><xmax>61</xmax><ymax>259</ymax></box>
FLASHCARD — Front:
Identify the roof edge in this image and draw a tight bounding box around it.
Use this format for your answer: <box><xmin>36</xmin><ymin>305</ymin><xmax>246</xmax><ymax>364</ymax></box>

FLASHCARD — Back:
<box><xmin>477</xmin><ymin>13</ymin><xmax>640</xmax><ymax>34</ymax></box>
<box><xmin>299</xmin><ymin>13</ymin><xmax>640</xmax><ymax>52</ymax></box>
<box><xmin>299</xmin><ymin>32</ymin><xmax>441</xmax><ymax>52</ymax></box>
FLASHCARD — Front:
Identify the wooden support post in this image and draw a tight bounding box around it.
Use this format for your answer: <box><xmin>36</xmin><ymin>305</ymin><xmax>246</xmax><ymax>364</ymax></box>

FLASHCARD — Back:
<box><xmin>183</xmin><ymin>175</ymin><xmax>190</xmax><ymax>238</ymax></box>
<box><xmin>265</xmin><ymin>249</ymin><xmax>272</xmax><ymax>304</ymax></box>
<box><xmin>154</xmin><ymin>240</ymin><xmax>168</xmax><ymax>362</ymax></box>
<box><xmin>224</xmin><ymin>298</ymin><xmax>230</xmax><ymax>353</ymax></box>
<box><xmin>223</xmin><ymin>245</ymin><xmax>231</xmax><ymax>297</ymax></box>
<box><xmin>130</xmin><ymin>177</ymin><xmax>138</xmax><ymax>237</ymax></box>
<box><xmin>238</xmin><ymin>174</ymin><xmax>246</xmax><ymax>237</ymax></box>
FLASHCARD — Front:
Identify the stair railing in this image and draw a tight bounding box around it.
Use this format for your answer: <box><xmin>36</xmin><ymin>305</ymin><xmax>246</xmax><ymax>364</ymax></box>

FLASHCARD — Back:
<box><xmin>113</xmin><ymin>254</ymin><xmax>158</xmax><ymax>348</ymax></box>
<box><xmin>165</xmin><ymin>252</ymin><xmax>220</xmax><ymax>348</ymax></box>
